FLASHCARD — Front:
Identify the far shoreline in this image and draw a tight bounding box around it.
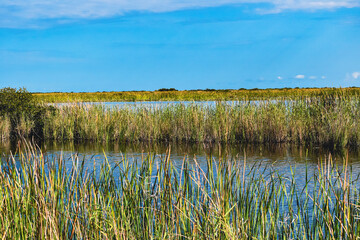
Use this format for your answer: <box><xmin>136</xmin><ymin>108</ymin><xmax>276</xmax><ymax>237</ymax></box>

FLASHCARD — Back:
<box><xmin>32</xmin><ymin>86</ymin><xmax>360</xmax><ymax>103</ymax></box>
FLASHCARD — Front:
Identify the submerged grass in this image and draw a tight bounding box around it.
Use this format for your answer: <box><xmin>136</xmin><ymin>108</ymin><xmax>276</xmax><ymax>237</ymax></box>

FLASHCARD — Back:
<box><xmin>0</xmin><ymin>144</ymin><xmax>359</xmax><ymax>239</ymax></box>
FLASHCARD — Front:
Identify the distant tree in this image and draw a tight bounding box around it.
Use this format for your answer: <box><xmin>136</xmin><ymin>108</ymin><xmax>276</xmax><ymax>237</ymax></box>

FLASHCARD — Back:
<box><xmin>157</xmin><ymin>88</ymin><xmax>178</xmax><ymax>92</ymax></box>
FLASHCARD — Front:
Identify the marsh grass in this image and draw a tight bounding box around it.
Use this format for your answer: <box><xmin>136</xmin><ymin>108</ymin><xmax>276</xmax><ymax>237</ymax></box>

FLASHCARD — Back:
<box><xmin>0</xmin><ymin>144</ymin><xmax>359</xmax><ymax>239</ymax></box>
<box><xmin>2</xmin><ymin>92</ymin><xmax>360</xmax><ymax>148</ymax></box>
<box><xmin>0</xmin><ymin>116</ymin><xmax>10</xmax><ymax>140</ymax></box>
<box><xmin>33</xmin><ymin>87</ymin><xmax>360</xmax><ymax>103</ymax></box>
<box><xmin>41</xmin><ymin>95</ymin><xmax>360</xmax><ymax>148</ymax></box>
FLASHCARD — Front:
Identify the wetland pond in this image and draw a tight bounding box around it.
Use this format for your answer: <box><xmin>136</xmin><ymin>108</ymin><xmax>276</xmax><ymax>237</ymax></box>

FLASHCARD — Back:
<box><xmin>4</xmin><ymin>100</ymin><xmax>360</xmax><ymax>187</ymax></box>
<box><xmin>2</xmin><ymin>101</ymin><xmax>360</xmax><ymax>222</ymax></box>
<box><xmin>41</xmin><ymin>101</ymin><xmax>360</xmax><ymax>179</ymax></box>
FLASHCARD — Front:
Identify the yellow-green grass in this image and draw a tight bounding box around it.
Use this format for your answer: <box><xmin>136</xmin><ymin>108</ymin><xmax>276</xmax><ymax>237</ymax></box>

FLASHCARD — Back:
<box><xmin>0</xmin><ymin>144</ymin><xmax>359</xmax><ymax>239</ymax></box>
<box><xmin>41</xmin><ymin>95</ymin><xmax>360</xmax><ymax>148</ymax></box>
<box><xmin>33</xmin><ymin>87</ymin><xmax>360</xmax><ymax>103</ymax></box>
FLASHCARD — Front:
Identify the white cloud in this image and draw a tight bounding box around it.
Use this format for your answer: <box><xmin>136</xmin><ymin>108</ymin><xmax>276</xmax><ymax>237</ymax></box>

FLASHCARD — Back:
<box><xmin>295</xmin><ymin>74</ymin><xmax>305</xmax><ymax>79</ymax></box>
<box><xmin>270</xmin><ymin>0</ymin><xmax>359</xmax><ymax>11</ymax></box>
<box><xmin>321</xmin><ymin>76</ymin><xmax>326</xmax><ymax>79</ymax></box>
<box><xmin>0</xmin><ymin>0</ymin><xmax>359</xmax><ymax>27</ymax></box>
<box><xmin>309</xmin><ymin>76</ymin><xmax>317</xmax><ymax>79</ymax></box>
<box><xmin>277</xmin><ymin>76</ymin><xmax>283</xmax><ymax>80</ymax></box>
<box><xmin>352</xmin><ymin>72</ymin><xmax>360</xmax><ymax>79</ymax></box>
<box><xmin>345</xmin><ymin>72</ymin><xmax>360</xmax><ymax>82</ymax></box>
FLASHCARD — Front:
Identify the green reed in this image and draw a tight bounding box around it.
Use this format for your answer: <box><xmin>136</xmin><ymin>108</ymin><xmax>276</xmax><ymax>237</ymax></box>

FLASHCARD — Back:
<box><xmin>2</xmin><ymin>93</ymin><xmax>360</xmax><ymax>148</ymax></box>
<box><xmin>39</xmin><ymin>95</ymin><xmax>360</xmax><ymax>148</ymax></box>
<box><xmin>0</xmin><ymin>116</ymin><xmax>11</xmax><ymax>140</ymax></box>
<box><xmin>0</xmin><ymin>144</ymin><xmax>359</xmax><ymax>239</ymax></box>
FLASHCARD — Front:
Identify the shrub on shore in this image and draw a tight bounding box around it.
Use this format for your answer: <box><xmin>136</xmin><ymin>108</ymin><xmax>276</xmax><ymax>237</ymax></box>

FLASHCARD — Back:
<box><xmin>0</xmin><ymin>87</ymin><xmax>53</xmax><ymax>139</ymax></box>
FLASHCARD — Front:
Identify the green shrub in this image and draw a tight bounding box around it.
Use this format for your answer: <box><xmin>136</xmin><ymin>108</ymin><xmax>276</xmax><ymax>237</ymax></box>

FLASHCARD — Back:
<box><xmin>0</xmin><ymin>87</ymin><xmax>51</xmax><ymax>139</ymax></box>
<box><xmin>0</xmin><ymin>87</ymin><xmax>35</xmax><ymax>117</ymax></box>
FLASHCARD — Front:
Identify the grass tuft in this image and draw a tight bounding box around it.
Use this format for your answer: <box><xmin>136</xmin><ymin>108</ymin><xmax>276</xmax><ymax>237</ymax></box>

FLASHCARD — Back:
<box><xmin>0</xmin><ymin>144</ymin><xmax>359</xmax><ymax>239</ymax></box>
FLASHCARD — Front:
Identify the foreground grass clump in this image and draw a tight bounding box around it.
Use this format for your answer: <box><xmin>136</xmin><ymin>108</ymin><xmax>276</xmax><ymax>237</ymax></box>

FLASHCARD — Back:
<box><xmin>40</xmin><ymin>94</ymin><xmax>360</xmax><ymax>148</ymax></box>
<box><xmin>0</xmin><ymin>146</ymin><xmax>359</xmax><ymax>239</ymax></box>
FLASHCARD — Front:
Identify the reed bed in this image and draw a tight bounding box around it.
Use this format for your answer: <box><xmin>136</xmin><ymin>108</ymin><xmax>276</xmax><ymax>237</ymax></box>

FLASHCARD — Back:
<box><xmin>40</xmin><ymin>95</ymin><xmax>360</xmax><ymax>148</ymax></box>
<box><xmin>2</xmin><ymin>93</ymin><xmax>360</xmax><ymax>148</ymax></box>
<box><xmin>0</xmin><ymin>145</ymin><xmax>359</xmax><ymax>239</ymax></box>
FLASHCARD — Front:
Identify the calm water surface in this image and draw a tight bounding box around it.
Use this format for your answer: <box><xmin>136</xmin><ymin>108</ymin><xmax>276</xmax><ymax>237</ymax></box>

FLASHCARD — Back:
<box><xmin>50</xmin><ymin>100</ymin><xmax>286</xmax><ymax>109</ymax></box>
<box><xmin>1</xmin><ymin>140</ymin><xmax>360</xmax><ymax>180</ymax></box>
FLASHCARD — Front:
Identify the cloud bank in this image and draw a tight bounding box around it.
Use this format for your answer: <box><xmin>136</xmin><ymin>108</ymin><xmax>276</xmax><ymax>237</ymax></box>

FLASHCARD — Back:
<box><xmin>0</xmin><ymin>0</ymin><xmax>359</xmax><ymax>27</ymax></box>
<box><xmin>353</xmin><ymin>72</ymin><xmax>360</xmax><ymax>79</ymax></box>
<box><xmin>295</xmin><ymin>74</ymin><xmax>306</xmax><ymax>79</ymax></box>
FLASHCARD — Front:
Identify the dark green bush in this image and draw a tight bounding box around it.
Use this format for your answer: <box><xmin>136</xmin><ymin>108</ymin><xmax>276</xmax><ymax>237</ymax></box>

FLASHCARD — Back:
<box><xmin>157</xmin><ymin>88</ymin><xmax>178</xmax><ymax>91</ymax></box>
<box><xmin>0</xmin><ymin>87</ymin><xmax>51</xmax><ymax>139</ymax></box>
<box><xmin>0</xmin><ymin>87</ymin><xmax>36</xmax><ymax>117</ymax></box>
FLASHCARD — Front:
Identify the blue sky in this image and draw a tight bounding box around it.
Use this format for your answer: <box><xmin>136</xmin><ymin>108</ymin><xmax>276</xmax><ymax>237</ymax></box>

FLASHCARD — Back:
<box><xmin>0</xmin><ymin>0</ymin><xmax>360</xmax><ymax>92</ymax></box>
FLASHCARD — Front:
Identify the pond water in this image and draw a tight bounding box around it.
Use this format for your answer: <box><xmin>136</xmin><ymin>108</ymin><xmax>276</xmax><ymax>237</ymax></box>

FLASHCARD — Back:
<box><xmin>50</xmin><ymin>100</ymin><xmax>286</xmax><ymax>109</ymax></box>
<box><xmin>1</xmin><ymin>140</ymin><xmax>360</xmax><ymax>182</ymax></box>
<box><xmin>51</xmin><ymin>101</ymin><xmax>227</xmax><ymax>108</ymax></box>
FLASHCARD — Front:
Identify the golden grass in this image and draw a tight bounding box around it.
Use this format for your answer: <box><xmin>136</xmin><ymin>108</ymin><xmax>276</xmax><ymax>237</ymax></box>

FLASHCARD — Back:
<box><xmin>33</xmin><ymin>87</ymin><xmax>360</xmax><ymax>103</ymax></box>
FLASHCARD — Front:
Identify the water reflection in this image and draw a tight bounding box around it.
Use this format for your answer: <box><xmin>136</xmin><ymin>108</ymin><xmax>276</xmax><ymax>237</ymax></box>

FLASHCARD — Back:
<box><xmin>1</xmin><ymin>140</ymin><xmax>359</xmax><ymax>167</ymax></box>
<box><xmin>50</xmin><ymin>100</ymin><xmax>286</xmax><ymax>109</ymax></box>
<box><xmin>1</xmin><ymin>140</ymin><xmax>360</xmax><ymax>197</ymax></box>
